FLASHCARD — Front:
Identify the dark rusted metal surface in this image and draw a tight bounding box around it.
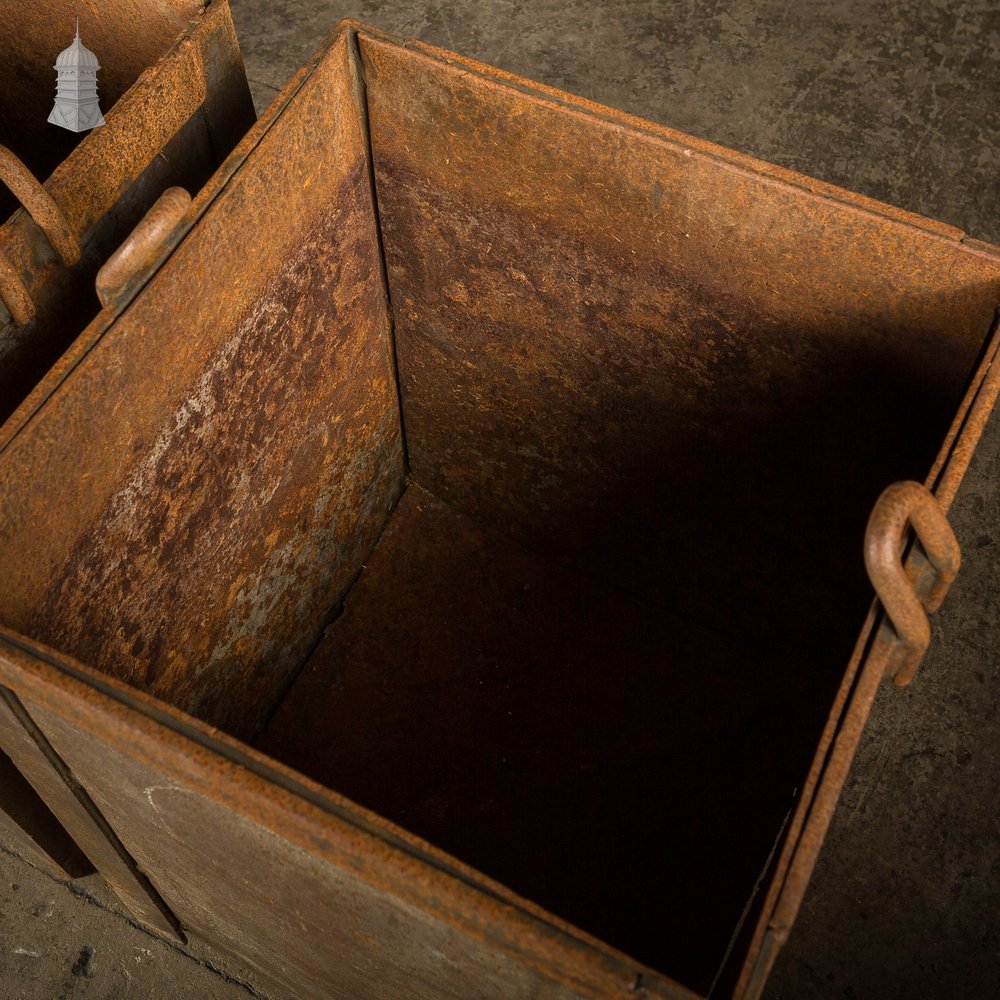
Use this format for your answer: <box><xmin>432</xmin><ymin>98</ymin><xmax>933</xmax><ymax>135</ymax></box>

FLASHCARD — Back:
<box><xmin>361</xmin><ymin>32</ymin><xmax>1000</xmax><ymax>650</ymax></box>
<box><xmin>358</xmin><ymin>28</ymin><xmax>1000</xmax><ymax>994</ymax></box>
<box><xmin>864</xmin><ymin>480</ymin><xmax>960</xmax><ymax>686</ymax></box>
<box><xmin>0</xmin><ymin>18</ymin><xmax>998</xmax><ymax>1000</ymax></box>
<box><xmin>0</xmin><ymin>685</ymin><xmax>182</xmax><ymax>938</ymax></box>
<box><xmin>737</xmin><ymin>315</ymin><xmax>1000</xmax><ymax>1000</ymax></box>
<box><xmin>96</xmin><ymin>187</ymin><xmax>192</xmax><ymax>306</ymax></box>
<box><xmin>259</xmin><ymin>481</ymin><xmax>802</xmax><ymax>988</ymax></box>
<box><xmin>0</xmin><ymin>0</ymin><xmax>255</xmax><ymax>423</ymax></box>
<box><xmin>0</xmin><ymin>0</ymin><xmax>204</xmax><ymax>223</ymax></box>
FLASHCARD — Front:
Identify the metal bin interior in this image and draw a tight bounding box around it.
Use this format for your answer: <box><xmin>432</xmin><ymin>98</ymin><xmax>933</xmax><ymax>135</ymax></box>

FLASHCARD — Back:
<box><xmin>1</xmin><ymin>23</ymin><xmax>999</xmax><ymax>999</ymax></box>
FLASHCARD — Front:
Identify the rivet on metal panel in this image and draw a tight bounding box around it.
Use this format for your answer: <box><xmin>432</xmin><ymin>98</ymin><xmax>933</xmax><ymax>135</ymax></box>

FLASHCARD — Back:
<box><xmin>864</xmin><ymin>480</ymin><xmax>960</xmax><ymax>686</ymax></box>
<box><xmin>95</xmin><ymin>187</ymin><xmax>192</xmax><ymax>307</ymax></box>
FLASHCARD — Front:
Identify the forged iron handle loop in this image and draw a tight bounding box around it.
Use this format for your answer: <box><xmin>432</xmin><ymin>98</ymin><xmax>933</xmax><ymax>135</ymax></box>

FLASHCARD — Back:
<box><xmin>0</xmin><ymin>146</ymin><xmax>80</xmax><ymax>266</ymax></box>
<box><xmin>864</xmin><ymin>480</ymin><xmax>960</xmax><ymax>686</ymax></box>
<box><xmin>0</xmin><ymin>145</ymin><xmax>80</xmax><ymax>325</ymax></box>
<box><xmin>95</xmin><ymin>187</ymin><xmax>191</xmax><ymax>307</ymax></box>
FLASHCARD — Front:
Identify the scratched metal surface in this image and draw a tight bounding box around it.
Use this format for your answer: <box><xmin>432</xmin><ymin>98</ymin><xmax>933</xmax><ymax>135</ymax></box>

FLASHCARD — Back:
<box><xmin>0</xmin><ymin>31</ymin><xmax>403</xmax><ymax>739</ymax></box>
<box><xmin>0</xmin><ymin>686</ymin><xmax>181</xmax><ymax>937</ymax></box>
<box><xmin>0</xmin><ymin>2</ymin><xmax>255</xmax><ymax>425</ymax></box>
<box><xmin>30</xmin><ymin>696</ymin><xmax>610</xmax><ymax>1000</ymax></box>
<box><xmin>0</xmin><ymin>0</ymin><xmax>205</xmax><ymax>222</ymax></box>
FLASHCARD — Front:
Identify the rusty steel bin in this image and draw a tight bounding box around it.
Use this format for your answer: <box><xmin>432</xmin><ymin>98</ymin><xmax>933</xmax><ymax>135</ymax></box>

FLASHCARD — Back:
<box><xmin>0</xmin><ymin>21</ymin><xmax>998</xmax><ymax>1000</ymax></box>
<box><xmin>0</xmin><ymin>0</ymin><xmax>254</xmax><ymax>424</ymax></box>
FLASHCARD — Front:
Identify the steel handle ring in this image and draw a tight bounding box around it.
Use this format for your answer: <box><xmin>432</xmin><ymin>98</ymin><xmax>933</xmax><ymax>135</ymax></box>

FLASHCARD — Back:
<box><xmin>0</xmin><ymin>145</ymin><xmax>81</xmax><ymax>325</ymax></box>
<box><xmin>0</xmin><ymin>252</ymin><xmax>34</xmax><ymax>324</ymax></box>
<box><xmin>864</xmin><ymin>480</ymin><xmax>960</xmax><ymax>686</ymax></box>
<box><xmin>0</xmin><ymin>145</ymin><xmax>79</xmax><ymax>265</ymax></box>
<box><xmin>95</xmin><ymin>187</ymin><xmax>192</xmax><ymax>307</ymax></box>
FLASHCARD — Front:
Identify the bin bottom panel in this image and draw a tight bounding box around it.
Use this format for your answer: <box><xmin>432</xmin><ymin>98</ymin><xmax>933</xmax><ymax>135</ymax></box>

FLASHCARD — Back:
<box><xmin>257</xmin><ymin>482</ymin><xmax>824</xmax><ymax>992</ymax></box>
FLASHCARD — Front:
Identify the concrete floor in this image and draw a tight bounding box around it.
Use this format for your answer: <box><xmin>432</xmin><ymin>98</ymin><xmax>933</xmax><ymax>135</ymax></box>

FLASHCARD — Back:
<box><xmin>1</xmin><ymin>0</ymin><xmax>998</xmax><ymax>997</ymax></box>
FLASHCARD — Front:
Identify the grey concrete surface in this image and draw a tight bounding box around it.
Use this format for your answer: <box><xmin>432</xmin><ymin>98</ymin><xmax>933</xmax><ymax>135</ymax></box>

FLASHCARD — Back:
<box><xmin>0</xmin><ymin>843</ymin><xmax>261</xmax><ymax>999</ymax></box>
<box><xmin>0</xmin><ymin>1</ymin><xmax>997</xmax><ymax>997</ymax></box>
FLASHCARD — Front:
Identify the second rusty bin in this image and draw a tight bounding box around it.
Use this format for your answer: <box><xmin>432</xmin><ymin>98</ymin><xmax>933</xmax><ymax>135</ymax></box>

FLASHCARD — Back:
<box><xmin>0</xmin><ymin>21</ymin><xmax>998</xmax><ymax>1000</ymax></box>
<box><xmin>0</xmin><ymin>1</ymin><xmax>254</xmax><ymax>422</ymax></box>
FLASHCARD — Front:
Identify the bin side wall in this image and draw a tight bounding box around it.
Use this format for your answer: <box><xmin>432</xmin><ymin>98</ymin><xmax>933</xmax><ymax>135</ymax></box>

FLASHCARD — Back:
<box><xmin>362</xmin><ymin>34</ymin><xmax>1000</xmax><ymax>650</ymax></box>
<box><xmin>22</xmin><ymin>690</ymin><xmax>605</xmax><ymax>1000</ymax></box>
<box><xmin>361</xmin><ymin>38</ymin><xmax>1000</xmax><ymax>988</ymax></box>
<box><xmin>0</xmin><ymin>634</ymin><xmax>679</xmax><ymax>1000</ymax></box>
<box><xmin>0</xmin><ymin>32</ymin><xmax>403</xmax><ymax>738</ymax></box>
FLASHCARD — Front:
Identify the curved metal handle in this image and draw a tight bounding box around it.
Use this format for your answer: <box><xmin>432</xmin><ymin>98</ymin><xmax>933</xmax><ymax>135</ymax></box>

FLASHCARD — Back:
<box><xmin>0</xmin><ymin>145</ymin><xmax>81</xmax><ymax>324</ymax></box>
<box><xmin>0</xmin><ymin>146</ymin><xmax>80</xmax><ymax>265</ymax></box>
<box><xmin>864</xmin><ymin>480</ymin><xmax>960</xmax><ymax>686</ymax></box>
<box><xmin>95</xmin><ymin>187</ymin><xmax>191</xmax><ymax>307</ymax></box>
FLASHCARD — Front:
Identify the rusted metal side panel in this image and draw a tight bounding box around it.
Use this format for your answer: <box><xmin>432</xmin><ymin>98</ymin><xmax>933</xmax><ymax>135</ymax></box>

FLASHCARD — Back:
<box><xmin>0</xmin><ymin>0</ymin><xmax>204</xmax><ymax>220</ymax></box>
<box><xmin>0</xmin><ymin>631</ymin><xmax>696</xmax><ymax>1000</ymax></box>
<box><xmin>192</xmin><ymin>2</ymin><xmax>257</xmax><ymax>166</ymax></box>
<box><xmin>360</xmin><ymin>32</ymin><xmax>1000</xmax><ymax>651</ymax></box>
<box><xmin>357</xmin><ymin>32</ymin><xmax>1000</xmax><ymax>995</ymax></box>
<box><xmin>0</xmin><ymin>37</ymin><xmax>315</xmax><ymax>453</ymax></box>
<box><xmin>0</xmin><ymin>1</ymin><xmax>255</xmax><ymax>422</ymax></box>
<box><xmin>0</xmin><ymin>31</ymin><xmax>403</xmax><ymax>738</ymax></box>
